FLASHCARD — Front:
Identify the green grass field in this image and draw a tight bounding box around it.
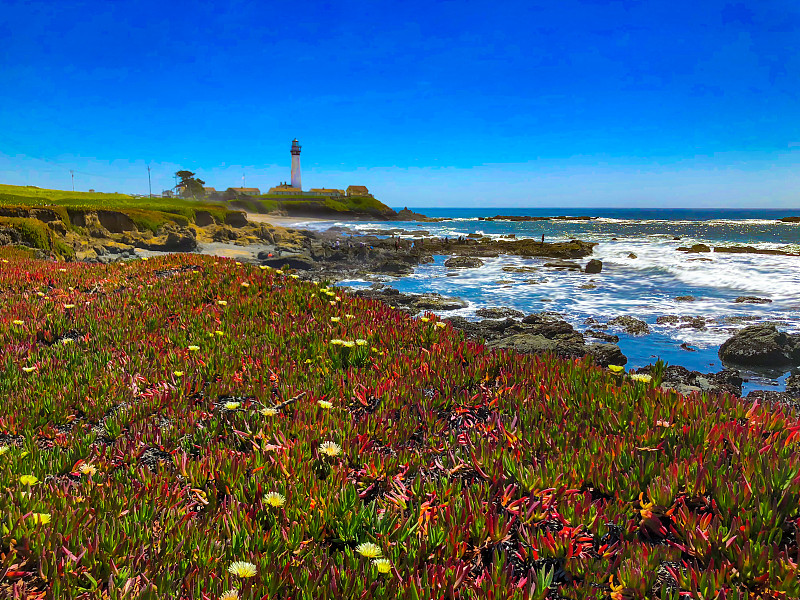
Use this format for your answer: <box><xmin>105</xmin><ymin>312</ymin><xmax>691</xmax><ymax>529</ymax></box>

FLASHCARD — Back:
<box><xmin>0</xmin><ymin>184</ymin><xmax>231</xmax><ymax>233</ymax></box>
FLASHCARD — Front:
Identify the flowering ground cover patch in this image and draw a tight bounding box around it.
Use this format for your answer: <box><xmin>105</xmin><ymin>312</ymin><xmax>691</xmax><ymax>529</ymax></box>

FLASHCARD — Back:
<box><xmin>0</xmin><ymin>246</ymin><xmax>798</xmax><ymax>599</ymax></box>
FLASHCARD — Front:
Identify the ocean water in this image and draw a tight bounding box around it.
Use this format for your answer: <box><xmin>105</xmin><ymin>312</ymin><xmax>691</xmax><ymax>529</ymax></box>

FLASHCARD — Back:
<box><xmin>296</xmin><ymin>208</ymin><xmax>800</xmax><ymax>393</ymax></box>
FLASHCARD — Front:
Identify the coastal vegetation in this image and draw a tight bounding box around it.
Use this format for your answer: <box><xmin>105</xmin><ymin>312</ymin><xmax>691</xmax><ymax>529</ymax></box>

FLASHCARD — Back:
<box><xmin>229</xmin><ymin>194</ymin><xmax>397</xmax><ymax>220</ymax></box>
<box><xmin>0</xmin><ymin>249</ymin><xmax>798</xmax><ymax>598</ymax></box>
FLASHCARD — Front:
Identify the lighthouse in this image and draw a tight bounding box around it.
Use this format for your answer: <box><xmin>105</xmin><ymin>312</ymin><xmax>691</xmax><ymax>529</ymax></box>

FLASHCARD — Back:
<box><xmin>290</xmin><ymin>139</ymin><xmax>302</xmax><ymax>190</ymax></box>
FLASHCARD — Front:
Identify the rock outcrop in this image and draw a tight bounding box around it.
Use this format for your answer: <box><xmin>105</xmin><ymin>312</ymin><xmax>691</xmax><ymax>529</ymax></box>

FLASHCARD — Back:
<box><xmin>719</xmin><ymin>324</ymin><xmax>800</xmax><ymax>368</ymax></box>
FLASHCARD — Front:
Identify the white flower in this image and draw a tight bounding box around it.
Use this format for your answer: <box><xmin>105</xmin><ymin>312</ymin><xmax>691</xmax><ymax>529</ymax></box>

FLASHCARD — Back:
<box><xmin>220</xmin><ymin>590</ymin><xmax>239</xmax><ymax>600</ymax></box>
<box><xmin>330</xmin><ymin>316</ymin><xmax>341</xmax><ymax>322</ymax></box>
<box><xmin>264</xmin><ymin>492</ymin><xmax>286</xmax><ymax>508</ymax></box>
<box><xmin>319</xmin><ymin>441</ymin><xmax>342</xmax><ymax>457</ymax></box>
<box><xmin>188</xmin><ymin>345</ymin><xmax>200</xmax><ymax>351</ymax></box>
<box><xmin>261</xmin><ymin>407</ymin><xmax>278</xmax><ymax>417</ymax></box>
<box><xmin>217</xmin><ymin>300</ymin><xmax>228</xmax><ymax>306</ymax></box>
<box><xmin>630</xmin><ymin>373</ymin><xmax>653</xmax><ymax>383</ymax></box>
<box><xmin>330</xmin><ymin>339</ymin><xmax>345</xmax><ymax>345</ymax></box>
<box><xmin>228</xmin><ymin>561</ymin><xmax>257</xmax><ymax>578</ymax></box>
<box><xmin>372</xmin><ymin>558</ymin><xmax>391</xmax><ymax>573</ymax></box>
<box><xmin>355</xmin><ymin>339</ymin><xmax>368</xmax><ymax>346</ymax></box>
<box><xmin>224</xmin><ymin>401</ymin><xmax>241</xmax><ymax>410</ymax></box>
<box><xmin>355</xmin><ymin>542</ymin><xmax>382</xmax><ymax>558</ymax></box>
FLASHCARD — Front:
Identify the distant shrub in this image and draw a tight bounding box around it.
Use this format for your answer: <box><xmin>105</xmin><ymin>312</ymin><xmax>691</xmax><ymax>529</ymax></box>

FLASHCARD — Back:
<box><xmin>0</xmin><ymin>217</ymin><xmax>50</xmax><ymax>250</ymax></box>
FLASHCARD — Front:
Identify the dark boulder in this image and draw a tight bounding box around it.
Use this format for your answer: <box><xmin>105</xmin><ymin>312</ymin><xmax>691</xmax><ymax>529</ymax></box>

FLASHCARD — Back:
<box><xmin>735</xmin><ymin>296</ymin><xmax>772</xmax><ymax>304</ymax></box>
<box><xmin>608</xmin><ymin>316</ymin><xmax>650</xmax><ymax>335</ymax></box>
<box><xmin>261</xmin><ymin>257</ymin><xmax>316</xmax><ymax>271</ymax></box>
<box><xmin>677</xmin><ymin>243</ymin><xmax>711</xmax><ymax>253</ymax></box>
<box><xmin>543</xmin><ymin>260</ymin><xmax>582</xmax><ymax>270</ymax></box>
<box><xmin>475</xmin><ymin>307</ymin><xmax>524</xmax><ymax>319</ymax></box>
<box><xmin>444</xmin><ymin>256</ymin><xmax>484</xmax><ymax>269</ymax></box>
<box><xmin>224</xmin><ymin>211</ymin><xmax>249</xmax><ymax>228</ymax></box>
<box><xmin>585</xmin><ymin>329</ymin><xmax>620</xmax><ymax>343</ymax></box>
<box><xmin>584</xmin><ymin>259</ymin><xmax>603</xmax><ymax>274</ymax></box>
<box><xmin>719</xmin><ymin>324</ymin><xmax>800</xmax><ymax>368</ymax></box>
<box><xmin>587</xmin><ymin>343</ymin><xmax>627</xmax><ymax>367</ymax></box>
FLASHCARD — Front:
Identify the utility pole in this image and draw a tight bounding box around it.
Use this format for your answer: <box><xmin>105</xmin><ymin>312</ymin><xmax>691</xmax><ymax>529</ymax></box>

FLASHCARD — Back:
<box><xmin>147</xmin><ymin>165</ymin><xmax>152</xmax><ymax>198</ymax></box>
<box><xmin>242</xmin><ymin>172</ymin><xmax>245</xmax><ymax>189</ymax></box>
<box><xmin>70</xmin><ymin>170</ymin><xmax>74</xmax><ymax>192</ymax></box>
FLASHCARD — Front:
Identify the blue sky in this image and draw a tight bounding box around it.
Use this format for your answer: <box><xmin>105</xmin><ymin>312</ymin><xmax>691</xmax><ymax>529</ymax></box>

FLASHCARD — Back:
<box><xmin>1</xmin><ymin>0</ymin><xmax>799</xmax><ymax>207</ymax></box>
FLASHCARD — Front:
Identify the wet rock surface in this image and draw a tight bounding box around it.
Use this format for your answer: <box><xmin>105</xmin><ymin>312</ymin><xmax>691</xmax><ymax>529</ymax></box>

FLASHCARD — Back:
<box><xmin>608</xmin><ymin>316</ymin><xmax>650</xmax><ymax>335</ymax></box>
<box><xmin>719</xmin><ymin>324</ymin><xmax>800</xmax><ymax>368</ymax></box>
<box><xmin>735</xmin><ymin>296</ymin><xmax>772</xmax><ymax>304</ymax></box>
<box><xmin>444</xmin><ymin>256</ymin><xmax>485</xmax><ymax>269</ymax></box>
<box><xmin>584</xmin><ymin>259</ymin><xmax>603</xmax><ymax>274</ymax></box>
<box><xmin>352</xmin><ymin>285</ymin><xmax>467</xmax><ymax>314</ymax></box>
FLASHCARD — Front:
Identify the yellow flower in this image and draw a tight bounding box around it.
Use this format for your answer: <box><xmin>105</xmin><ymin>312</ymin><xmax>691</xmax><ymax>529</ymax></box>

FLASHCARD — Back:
<box><xmin>371</xmin><ymin>347</ymin><xmax>380</xmax><ymax>353</ymax></box>
<box><xmin>224</xmin><ymin>401</ymin><xmax>241</xmax><ymax>410</ymax></box>
<box><xmin>228</xmin><ymin>561</ymin><xmax>257</xmax><ymax>578</ymax></box>
<box><xmin>217</xmin><ymin>300</ymin><xmax>228</xmax><ymax>306</ymax></box>
<box><xmin>264</xmin><ymin>492</ymin><xmax>286</xmax><ymax>508</ymax></box>
<box><xmin>215</xmin><ymin>330</ymin><xmax>224</xmax><ymax>336</ymax></box>
<box><xmin>0</xmin><ymin>446</ymin><xmax>9</xmax><ymax>456</ymax></box>
<box><xmin>259</xmin><ymin>265</ymin><xmax>268</xmax><ymax>270</ymax></box>
<box><xmin>608</xmin><ymin>365</ymin><xmax>625</xmax><ymax>373</ymax></box>
<box><xmin>330</xmin><ymin>317</ymin><xmax>341</xmax><ymax>322</ymax></box>
<box><xmin>355</xmin><ymin>339</ymin><xmax>368</xmax><ymax>346</ymax></box>
<box><xmin>329</xmin><ymin>300</ymin><xmax>337</xmax><ymax>306</ymax></box>
<box><xmin>290</xmin><ymin>274</ymin><xmax>299</xmax><ymax>279</ymax></box>
<box><xmin>63</xmin><ymin>304</ymin><xmax>76</xmax><ymax>309</ymax></box>
<box><xmin>330</xmin><ymin>339</ymin><xmax>344</xmax><ymax>345</ymax></box>
<box><xmin>305</xmin><ymin>358</ymin><xmax>313</xmax><ymax>364</ymax></box>
<box><xmin>319</xmin><ymin>441</ymin><xmax>342</xmax><ymax>457</ymax></box>
<box><xmin>12</xmin><ymin>320</ymin><xmax>24</xmax><ymax>326</ymax></box>
<box><xmin>1</xmin><ymin>259</ymin><xmax>7</xmax><ymax>263</ymax></box>
<box><xmin>241</xmin><ymin>282</ymin><xmax>250</xmax><ymax>288</ymax></box>
<box><xmin>345</xmin><ymin>314</ymin><xmax>354</xmax><ymax>319</ymax></box>
<box><xmin>435</xmin><ymin>322</ymin><xmax>446</xmax><ymax>329</ymax></box>
<box><xmin>325</xmin><ymin>291</ymin><xmax>335</xmax><ymax>297</ymax></box>
<box><xmin>31</xmin><ymin>513</ymin><xmax>51</xmax><ymax>525</ymax></box>
<box><xmin>420</xmin><ymin>317</ymin><xmax>429</xmax><ymax>323</ymax></box>
<box><xmin>261</xmin><ymin>407</ymin><xmax>278</xmax><ymax>417</ymax></box>
<box><xmin>342</xmin><ymin>341</ymin><xmax>355</xmax><ymax>348</ymax></box>
<box><xmin>22</xmin><ymin>366</ymin><xmax>36</xmax><ymax>373</ymax></box>
<box><xmin>372</xmin><ymin>558</ymin><xmax>391</xmax><ymax>573</ymax></box>
<box><xmin>317</xmin><ymin>400</ymin><xmax>333</xmax><ymax>409</ymax></box>
<box><xmin>79</xmin><ymin>463</ymin><xmax>97</xmax><ymax>476</ymax></box>
<box><xmin>335</xmin><ymin>296</ymin><xmax>341</xmax><ymax>301</ymax></box>
<box><xmin>20</xmin><ymin>475</ymin><xmax>38</xmax><ymax>486</ymax></box>
<box><xmin>173</xmin><ymin>371</ymin><xmax>184</xmax><ymax>377</ymax></box>
<box><xmin>630</xmin><ymin>373</ymin><xmax>652</xmax><ymax>383</ymax></box>
<box><xmin>188</xmin><ymin>345</ymin><xmax>200</xmax><ymax>351</ymax></box>
<box><xmin>58</xmin><ymin>267</ymin><xmax>67</xmax><ymax>271</ymax></box>
<box><xmin>220</xmin><ymin>590</ymin><xmax>239</xmax><ymax>600</ymax></box>
<box><xmin>36</xmin><ymin>291</ymin><xmax>44</xmax><ymax>297</ymax></box>
<box><xmin>235</xmin><ymin>262</ymin><xmax>242</xmax><ymax>266</ymax></box>
<box><xmin>355</xmin><ymin>542</ymin><xmax>382</xmax><ymax>559</ymax></box>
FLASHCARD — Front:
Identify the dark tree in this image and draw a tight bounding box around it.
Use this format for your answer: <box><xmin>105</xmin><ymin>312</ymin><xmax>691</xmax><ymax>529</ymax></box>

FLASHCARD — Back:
<box><xmin>175</xmin><ymin>170</ymin><xmax>206</xmax><ymax>198</ymax></box>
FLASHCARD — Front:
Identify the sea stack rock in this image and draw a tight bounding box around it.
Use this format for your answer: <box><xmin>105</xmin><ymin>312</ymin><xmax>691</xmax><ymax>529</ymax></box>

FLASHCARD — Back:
<box><xmin>584</xmin><ymin>259</ymin><xmax>603</xmax><ymax>274</ymax></box>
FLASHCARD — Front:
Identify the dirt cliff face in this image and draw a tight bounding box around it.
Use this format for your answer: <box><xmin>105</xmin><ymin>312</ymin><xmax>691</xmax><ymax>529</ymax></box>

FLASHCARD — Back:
<box><xmin>0</xmin><ymin>205</ymin><xmax>309</xmax><ymax>263</ymax></box>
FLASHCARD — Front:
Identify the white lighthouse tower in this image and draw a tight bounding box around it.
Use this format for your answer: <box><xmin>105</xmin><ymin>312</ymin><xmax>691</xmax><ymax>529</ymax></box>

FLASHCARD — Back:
<box><xmin>290</xmin><ymin>139</ymin><xmax>302</xmax><ymax>190</ymax></box>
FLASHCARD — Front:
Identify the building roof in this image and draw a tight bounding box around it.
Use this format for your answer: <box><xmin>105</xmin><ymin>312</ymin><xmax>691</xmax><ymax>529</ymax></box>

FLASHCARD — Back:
<box><xmin>230</xmin><ymin>187</ymin><xmax>261</xmax><ymax>193</ymax></box>
<box><xmin>310</xmin><ymin>188</ymin><xmax>345</xmax><ymax>193</ymax></box>
<box><xmin>203</xmin><ymin>187</ymin><xmax>217</xmax><ymax>193</ymax></box>
<box><xmin>347</xmin><ymin>185</ymin><xmax>370</xmax><ymax>194</ymax></box>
